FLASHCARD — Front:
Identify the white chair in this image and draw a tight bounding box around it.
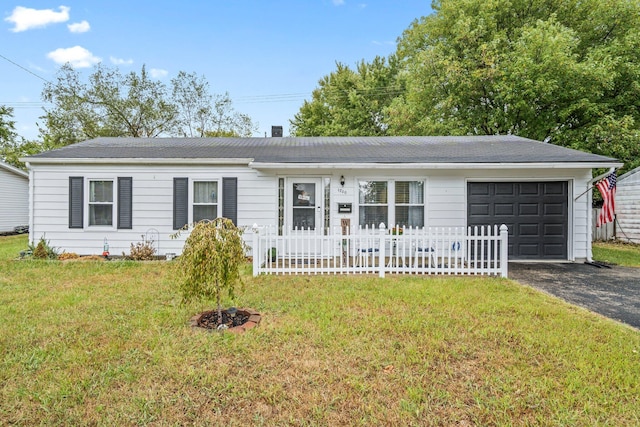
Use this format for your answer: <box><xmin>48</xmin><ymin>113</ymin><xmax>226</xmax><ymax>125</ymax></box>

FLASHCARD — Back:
<box><xmin>413</xmin><ymin>246</ymin><xmax>436</xmax><ymax>268</ymax></box>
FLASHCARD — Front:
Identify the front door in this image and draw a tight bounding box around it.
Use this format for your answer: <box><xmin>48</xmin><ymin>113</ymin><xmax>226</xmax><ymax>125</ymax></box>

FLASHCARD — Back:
<box><xmin>290</xmin><ymin>179</ymin><xmax>323</xmax><ymax>232</ymax></box>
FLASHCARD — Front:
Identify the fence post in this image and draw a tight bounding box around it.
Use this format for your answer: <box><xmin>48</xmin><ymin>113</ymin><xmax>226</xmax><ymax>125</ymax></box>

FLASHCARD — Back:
<box><xmin>252</xmin><ymin>224</ymin><xmax>260</xmax><ymax>277</ymax></box>
<box><xmin>379</xmin><ymin>223</ymin><xmax>386</xmax><ymax>278</ymax></box>
<box><xmin>499</xmin><ymin>224</ymin><xmax>508</xmax><ymax>278</ymax></box>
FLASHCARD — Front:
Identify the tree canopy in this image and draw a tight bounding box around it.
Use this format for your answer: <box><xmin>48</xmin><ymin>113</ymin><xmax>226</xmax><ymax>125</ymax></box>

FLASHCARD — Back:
<box><xmin>290</xmin><ymin>57</ymin><xmax>401</xmax><ymax>136</ymax></box>
<box><xmin>41</xmin><ymin>64</ymin><xmax>257</xmax><ymax>146</ymax></box>
<box><xmin>291</xmin><ymin>0</ymin><xmax>640</xmax><ymax>174</ymax></box>
<box><xmin>0</xmin><ymin>105</ymin><xmax>50</xmax><ymax>169</ymax></box>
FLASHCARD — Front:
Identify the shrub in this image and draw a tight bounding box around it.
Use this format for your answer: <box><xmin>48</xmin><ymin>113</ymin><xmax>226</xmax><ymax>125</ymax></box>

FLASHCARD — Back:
<box><xmin>126</xmin><ymin>235</ymin><xmax>157</xmax><ymax>260</ymax></box>
<box><xmin>29</xmin><ymin>236</ymin><xmax>59</xmax><ymax>260</ymax></box>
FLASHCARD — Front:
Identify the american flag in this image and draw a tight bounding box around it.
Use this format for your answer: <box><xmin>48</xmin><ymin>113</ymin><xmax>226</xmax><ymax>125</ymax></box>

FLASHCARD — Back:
<box><xmin>596</xmin><ymin>172</ymin><xmax>617</xmax><ymax>227</ymax></box>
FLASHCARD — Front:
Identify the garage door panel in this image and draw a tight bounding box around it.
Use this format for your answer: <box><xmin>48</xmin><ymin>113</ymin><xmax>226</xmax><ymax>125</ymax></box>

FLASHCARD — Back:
<box><xmin>495</xmin><ymin>203</ymin><xmax>514</xmax><ymax>216</ymax></box>
<box><xmin>468</xmin><ymin>181</ymin><xmax>568</xmax><ymax>260</ymax></box>
<box><xmin>518</xmin><ymin>243</ymin><xmax>540</xmax><ymax>256</ymax></box>
<box><xmin>469</xmin><ymin>183</ymin><xmax>491</xmax><ymax>196</ymax></box>
<box><xmin>495</xmin><ymin>183</ymin><xmax>516</xmax><ymax>195</ymax></box>
<box><xmin>518</xmin><ymin>203</ymin><xmax>539</xmax><ymax>216</ymax></box>
<box><xmin>543</xmin><ymin>244</ymin><xmax>565</xmax><ymax>256</ymax></box>
<box><xmin>544</xmin><ymin>182</ymin><xmax>566</xmax><ymax>194</ymax></box>
<box><xmin>518</xmin><ymin>223</ymin><xmax>539</xmax><ymax>236</ymax></box>
<box><xmin>519</xmin><ymin>182</ymin><xmax>541</xmax><ymax>195</ymax></box>
<box><xmin>544</xmin><ymin>224</ymin><xmax>565</xmax><ymax>237</ymax></box>
<box><xmin>469</xmin><ymin>203</ymin><xmax>490</xmax><ymax>216</ymax></box>
<box><xmin>543</xmin><ymin>203</ymin><xmax>565</xmax><ymax>216</ymax></box>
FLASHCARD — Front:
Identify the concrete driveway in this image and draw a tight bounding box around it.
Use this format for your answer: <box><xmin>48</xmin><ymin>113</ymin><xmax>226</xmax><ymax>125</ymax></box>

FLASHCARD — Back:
<box><xmin>509</xmin><ymin>262</ymin><xmax>640</xmax><ymax>329</ymax></box>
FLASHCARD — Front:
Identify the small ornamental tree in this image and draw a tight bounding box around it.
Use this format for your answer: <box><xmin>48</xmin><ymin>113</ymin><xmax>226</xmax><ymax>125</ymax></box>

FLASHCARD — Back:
<box><xmin>174</xmin><ymin>218</ymin><xmax>246</xmax><ymax>327</ymax></box>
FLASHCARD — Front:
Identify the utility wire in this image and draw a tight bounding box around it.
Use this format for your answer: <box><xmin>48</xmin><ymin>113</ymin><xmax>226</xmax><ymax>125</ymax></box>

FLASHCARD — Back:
<box><xmin>0</xmin><ymin>53</ymin><xmax>49</xmax><ymax>83</ymax></box>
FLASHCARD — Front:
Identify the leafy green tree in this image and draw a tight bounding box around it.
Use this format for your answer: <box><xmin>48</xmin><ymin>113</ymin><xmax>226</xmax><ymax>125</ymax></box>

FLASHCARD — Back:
<box><xmin>386</xmin><ymin>0</ymin><xmax>640</xmax><ymax>173</ymax></box>
<box><xmin>171</xmin><ymin>71</ymin><xmax>256</xmax><ymax>137</ymax></box>
<box><xmin>293</xmin><ymin>0</ymin><xmax>640</xmax><ymax>174</ymax></box>
<box><xmin>173</xmin><ymin>218</ymin><xmax>246</xmax><ymax>328</ymax></box>
<box><xmin>290</xmin><ymin>57</ymin><xmax>401</xmax><ymax>136</ymax></box>
<box><xmin>41</xmin><ymin>64</ymin><xmax>257</xmax><ymax>145</ymax></box>
<box><xmin>0</xmin><ymin>105</ymin><xmax>50</xmax><ymax>170</ymax></box>
<box><xmin>41</xmin><ymin>64</ymin><xmax>178</xmax><ymax>144</ymax></box>
<box><xmin>0</xmin><ymin>105</ymin><xmax>19</xmax><ymax>165</ymax></box>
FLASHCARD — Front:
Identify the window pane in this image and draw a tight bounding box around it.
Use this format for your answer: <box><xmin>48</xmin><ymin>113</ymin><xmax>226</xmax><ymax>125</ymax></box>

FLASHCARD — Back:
<box><xmin>292</xmin><ymin>207</ymin><xmax>315</xmax><ymax>229</ymax></box>
<box><xmin>193</xmin><ymin>205</ymin><xmax>217</xmax><ymax>223</ymax></box>
<box><xmin>359</xmin><ymin>206</ymin><xmax>387</xmax><ymax>228</ymax></box>
<box><xmin>396</xmin><ymin>181</ymin><xmax>423</xmax><ymax>204</ymax></box>
<box><xmin>359</xmin><ymin>181</ymin><xmax>387</xmax><ymax>204</ymax></box>
<box><xmin>293</xmin><ymin>183</ymin><xmax>315</xmax><ymax>206</ymax></box>
<box><xmin>194</xmin><ymin>182</ymin><xmax>217</xmax><ymax>204</ymax></box>
<box><xmin>89</xmin><ymin>204</ymin><xmax>113</xmax><ymax>226</ymax></box>
<box><xmin>90</xmin><ymin>181</ymin><xmax>113</xmax><ymax>203</ymax></box>
<box><xmin>396</xmin><ymin>206</ymin><xmax>424</xmax><ymax>228</ymax></box>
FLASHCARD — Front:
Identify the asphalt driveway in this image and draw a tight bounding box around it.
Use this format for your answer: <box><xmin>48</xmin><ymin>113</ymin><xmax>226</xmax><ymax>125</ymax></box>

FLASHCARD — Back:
<box><xmin>509</xmin><ymin>262</ymin><xmax>640</xmax><ymax>329</ymax></box>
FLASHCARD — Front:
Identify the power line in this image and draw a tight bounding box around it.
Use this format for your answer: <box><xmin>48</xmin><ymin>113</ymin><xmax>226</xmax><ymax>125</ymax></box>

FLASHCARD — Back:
<box><xmin>0</xmin><ymin>53</ymin><xmax>49</xmax><ymax>83</ymax></box>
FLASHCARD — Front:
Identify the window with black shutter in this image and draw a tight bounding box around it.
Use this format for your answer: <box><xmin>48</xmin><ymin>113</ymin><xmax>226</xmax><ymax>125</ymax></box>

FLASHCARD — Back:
<box><xmin>69</xmin><ymin>176</ymin><xmax>84</xmax><ymax>229</ymax></box>
<box><xmin>222</xmin><ymin>177</ymin><xmax>238</xmax><ymax>225</ymax></box>
<box><xmin>118</xmin><ymin>177</ymin><xmax>133</xmax><ymax>229</ymax></box>
<box><xmin>173</xmin><ymin>177</ymin><xmax>189</xmax><ymax>229</ymax></box>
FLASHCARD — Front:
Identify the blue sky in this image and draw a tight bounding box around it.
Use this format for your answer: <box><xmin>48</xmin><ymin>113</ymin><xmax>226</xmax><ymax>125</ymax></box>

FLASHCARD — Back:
<box><xmin>1</xmin><ymin>1</ymin><xmax>432</xmax><ymax>140</ymax></box>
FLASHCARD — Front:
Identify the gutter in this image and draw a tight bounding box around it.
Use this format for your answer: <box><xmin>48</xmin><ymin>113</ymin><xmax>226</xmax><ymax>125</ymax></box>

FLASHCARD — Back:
<box><xmin>249</xmin><ymin>161</ymin><xmax>622</xmax><ymax>170</ymax></box>
<box><xmin>21</xmin><ymin>157</ymin><xmax>255</xmax><ymax>165</ymax></box>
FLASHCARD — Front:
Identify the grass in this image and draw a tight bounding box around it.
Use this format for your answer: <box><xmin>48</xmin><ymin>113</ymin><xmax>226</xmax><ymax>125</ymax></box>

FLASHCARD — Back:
<box><xmin>593</xmin><ymin>240</ymin><xmax>640</xmax><ymax>267</ymax></box>
<box><xmin>1</xmin><ymin>234</ymin><xmax>639</xmax><ymax>426</ymax></box>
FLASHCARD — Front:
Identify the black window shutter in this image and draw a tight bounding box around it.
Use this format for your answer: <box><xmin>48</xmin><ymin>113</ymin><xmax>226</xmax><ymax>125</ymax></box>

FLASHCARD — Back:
<box><xmin>118</xmin><ymin>177</ymin><xmax>133</xmax><ymax>229</ymax></box>
<box><xmin>222</xmin><ymin>177</ymin><xmax>238</xmax><ymax>225</ymax></box>
<box><xmin>69</xmin><ymin>177</ymin><xmax>84</xmax><ymax>229</ymax></box>
<box><xmin>173</xmin><ymin>177</ymin><xmax>189</xmax><ymax>230</ymax></box>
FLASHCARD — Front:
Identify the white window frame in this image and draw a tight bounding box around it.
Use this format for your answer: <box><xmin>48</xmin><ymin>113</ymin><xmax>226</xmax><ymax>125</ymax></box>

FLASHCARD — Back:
<box><xmin>356</xmin><ymin>178</ymin><xmax>426</xmax><ymax>229</ymax></box>
<box><xmin>358</xmin><ymin>180</ymin><xmax>389</xmax><ymax>228</ymax></box>
<box><xmin>87</xmin><ymin>178</ymin><xmax>115</xmax><ymax>228</ymax></box>
<box><xmin>192</xmin><ymin>179</ymin><xmax>220</xmax><ymax>223</ymax></box>
<box><xmin>394</xmin><ymin>180</ymin><xmax>425</xmax><ymax>228</ymax></box>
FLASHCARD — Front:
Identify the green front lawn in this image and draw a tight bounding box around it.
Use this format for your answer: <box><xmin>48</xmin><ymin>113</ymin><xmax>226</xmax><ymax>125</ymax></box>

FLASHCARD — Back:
<box><xmin>593</xmin><ymin>240</ymin><xmax>640</xmax><ymax>267</ymax></box>
<box><xmin>1</xmin><ymin>235</ymin><xmax>638</xmax><ymax>425</ymax></box>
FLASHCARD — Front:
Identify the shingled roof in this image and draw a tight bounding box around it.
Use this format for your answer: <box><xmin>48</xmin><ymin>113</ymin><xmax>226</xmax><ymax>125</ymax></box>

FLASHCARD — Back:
<box><xmin>26</xmin><ymin>135</ymin><xmax>618</xmax><ymax>165</ymax></box>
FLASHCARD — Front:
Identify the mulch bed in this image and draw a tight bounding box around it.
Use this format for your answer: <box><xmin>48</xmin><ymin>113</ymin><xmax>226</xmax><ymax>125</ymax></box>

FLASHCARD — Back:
<box><xmin>197</xmin><ymin>309</ymin><xmax>250</xmax><ymax>329</ymax></box>
<box><xmin>190</xmin><ymin>308</ymin><xmax>262</xmax><ymax>333</ymax></box>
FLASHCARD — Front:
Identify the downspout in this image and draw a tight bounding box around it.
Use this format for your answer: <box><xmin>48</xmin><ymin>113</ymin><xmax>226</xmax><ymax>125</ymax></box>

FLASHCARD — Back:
<box><xmin>581</xmin><ymin>167</ymin><xmax>616</xmax><ymax>263</ymax></box>
<box><xmin>26</xmin><ymin>162</ymin><xmax>34</xmax><ymax>246</ymax></box>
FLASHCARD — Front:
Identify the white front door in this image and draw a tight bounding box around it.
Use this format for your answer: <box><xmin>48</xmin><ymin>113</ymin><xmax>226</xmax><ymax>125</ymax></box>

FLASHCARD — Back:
<box><xmin>290</xmin><ymin>179</ymin><xmax>323</xmax><ymax>232</ymax></box>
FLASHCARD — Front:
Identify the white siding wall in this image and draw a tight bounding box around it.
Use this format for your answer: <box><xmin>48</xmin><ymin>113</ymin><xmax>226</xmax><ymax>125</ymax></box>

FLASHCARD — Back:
<box><xmin>29</xmin><ymin>163</ymin><xmax>594</xmax><ymax>260</ymax></box>
<box><xmin>616</xmin><ymin>168</ymin><xmax>640</xmax><ymax>243</ymax></box>
<box><xmin>0</xmin><ymin>165</ymin><xmax>29</xmax><ymax>232</ymax></box>
<box><xmin>29</xmin><ymin>164</ymin><xmax>276</xmax><ymax>256</ymax></box>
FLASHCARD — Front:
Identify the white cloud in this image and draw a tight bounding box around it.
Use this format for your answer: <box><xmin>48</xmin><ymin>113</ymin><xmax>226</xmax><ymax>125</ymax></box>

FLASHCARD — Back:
<box><xmin>5</xmin><ymin>5</ymin><xmax>70</xmax><ymax>32</ymax></box>
<box><xmin>110</xmin><ymin>56</ymin><xmax>133</xmax><ymax>65</ymax></box>
<box><xmin>68</xmin><ymin>20</ymin><xmax>90</xmax><ymax>33</ymax></box>
<box><xmin>47</xmin><ymin>46</ymin><xmax>101</xmax><ymax>68</ymax></box>
<box><xmin>332</xmin><ymin>0</ymin><xmax>345</xmax><ymax>5</ymax></box>
<box><xmin>150</xmin><ymin>68</ymin><xmax>168</xmax><ymax>79</ymax></box>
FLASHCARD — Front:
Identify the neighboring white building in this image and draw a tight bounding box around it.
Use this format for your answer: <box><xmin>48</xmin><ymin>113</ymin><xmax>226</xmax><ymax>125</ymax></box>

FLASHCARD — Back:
<box><xmin>0</xmin><ymin>160</ymin><xmax>29</xmax><ymax>233</ymax></box>
<box><xmin>616</xmin><ymin>166</ymin><xmax>640</xmax><ymax>243</ymax></box>
<box><xmin>23</xmin><ymin>135</ymin><xmax>620</xmax><ymax>261</ymax></box>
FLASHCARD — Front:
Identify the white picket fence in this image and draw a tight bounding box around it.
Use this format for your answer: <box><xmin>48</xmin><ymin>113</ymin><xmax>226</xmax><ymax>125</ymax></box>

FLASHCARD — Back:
<box><xmin>251</xmin><ymin>224</ymin><xmax>509</xmax><ymax>278</ymax></box>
